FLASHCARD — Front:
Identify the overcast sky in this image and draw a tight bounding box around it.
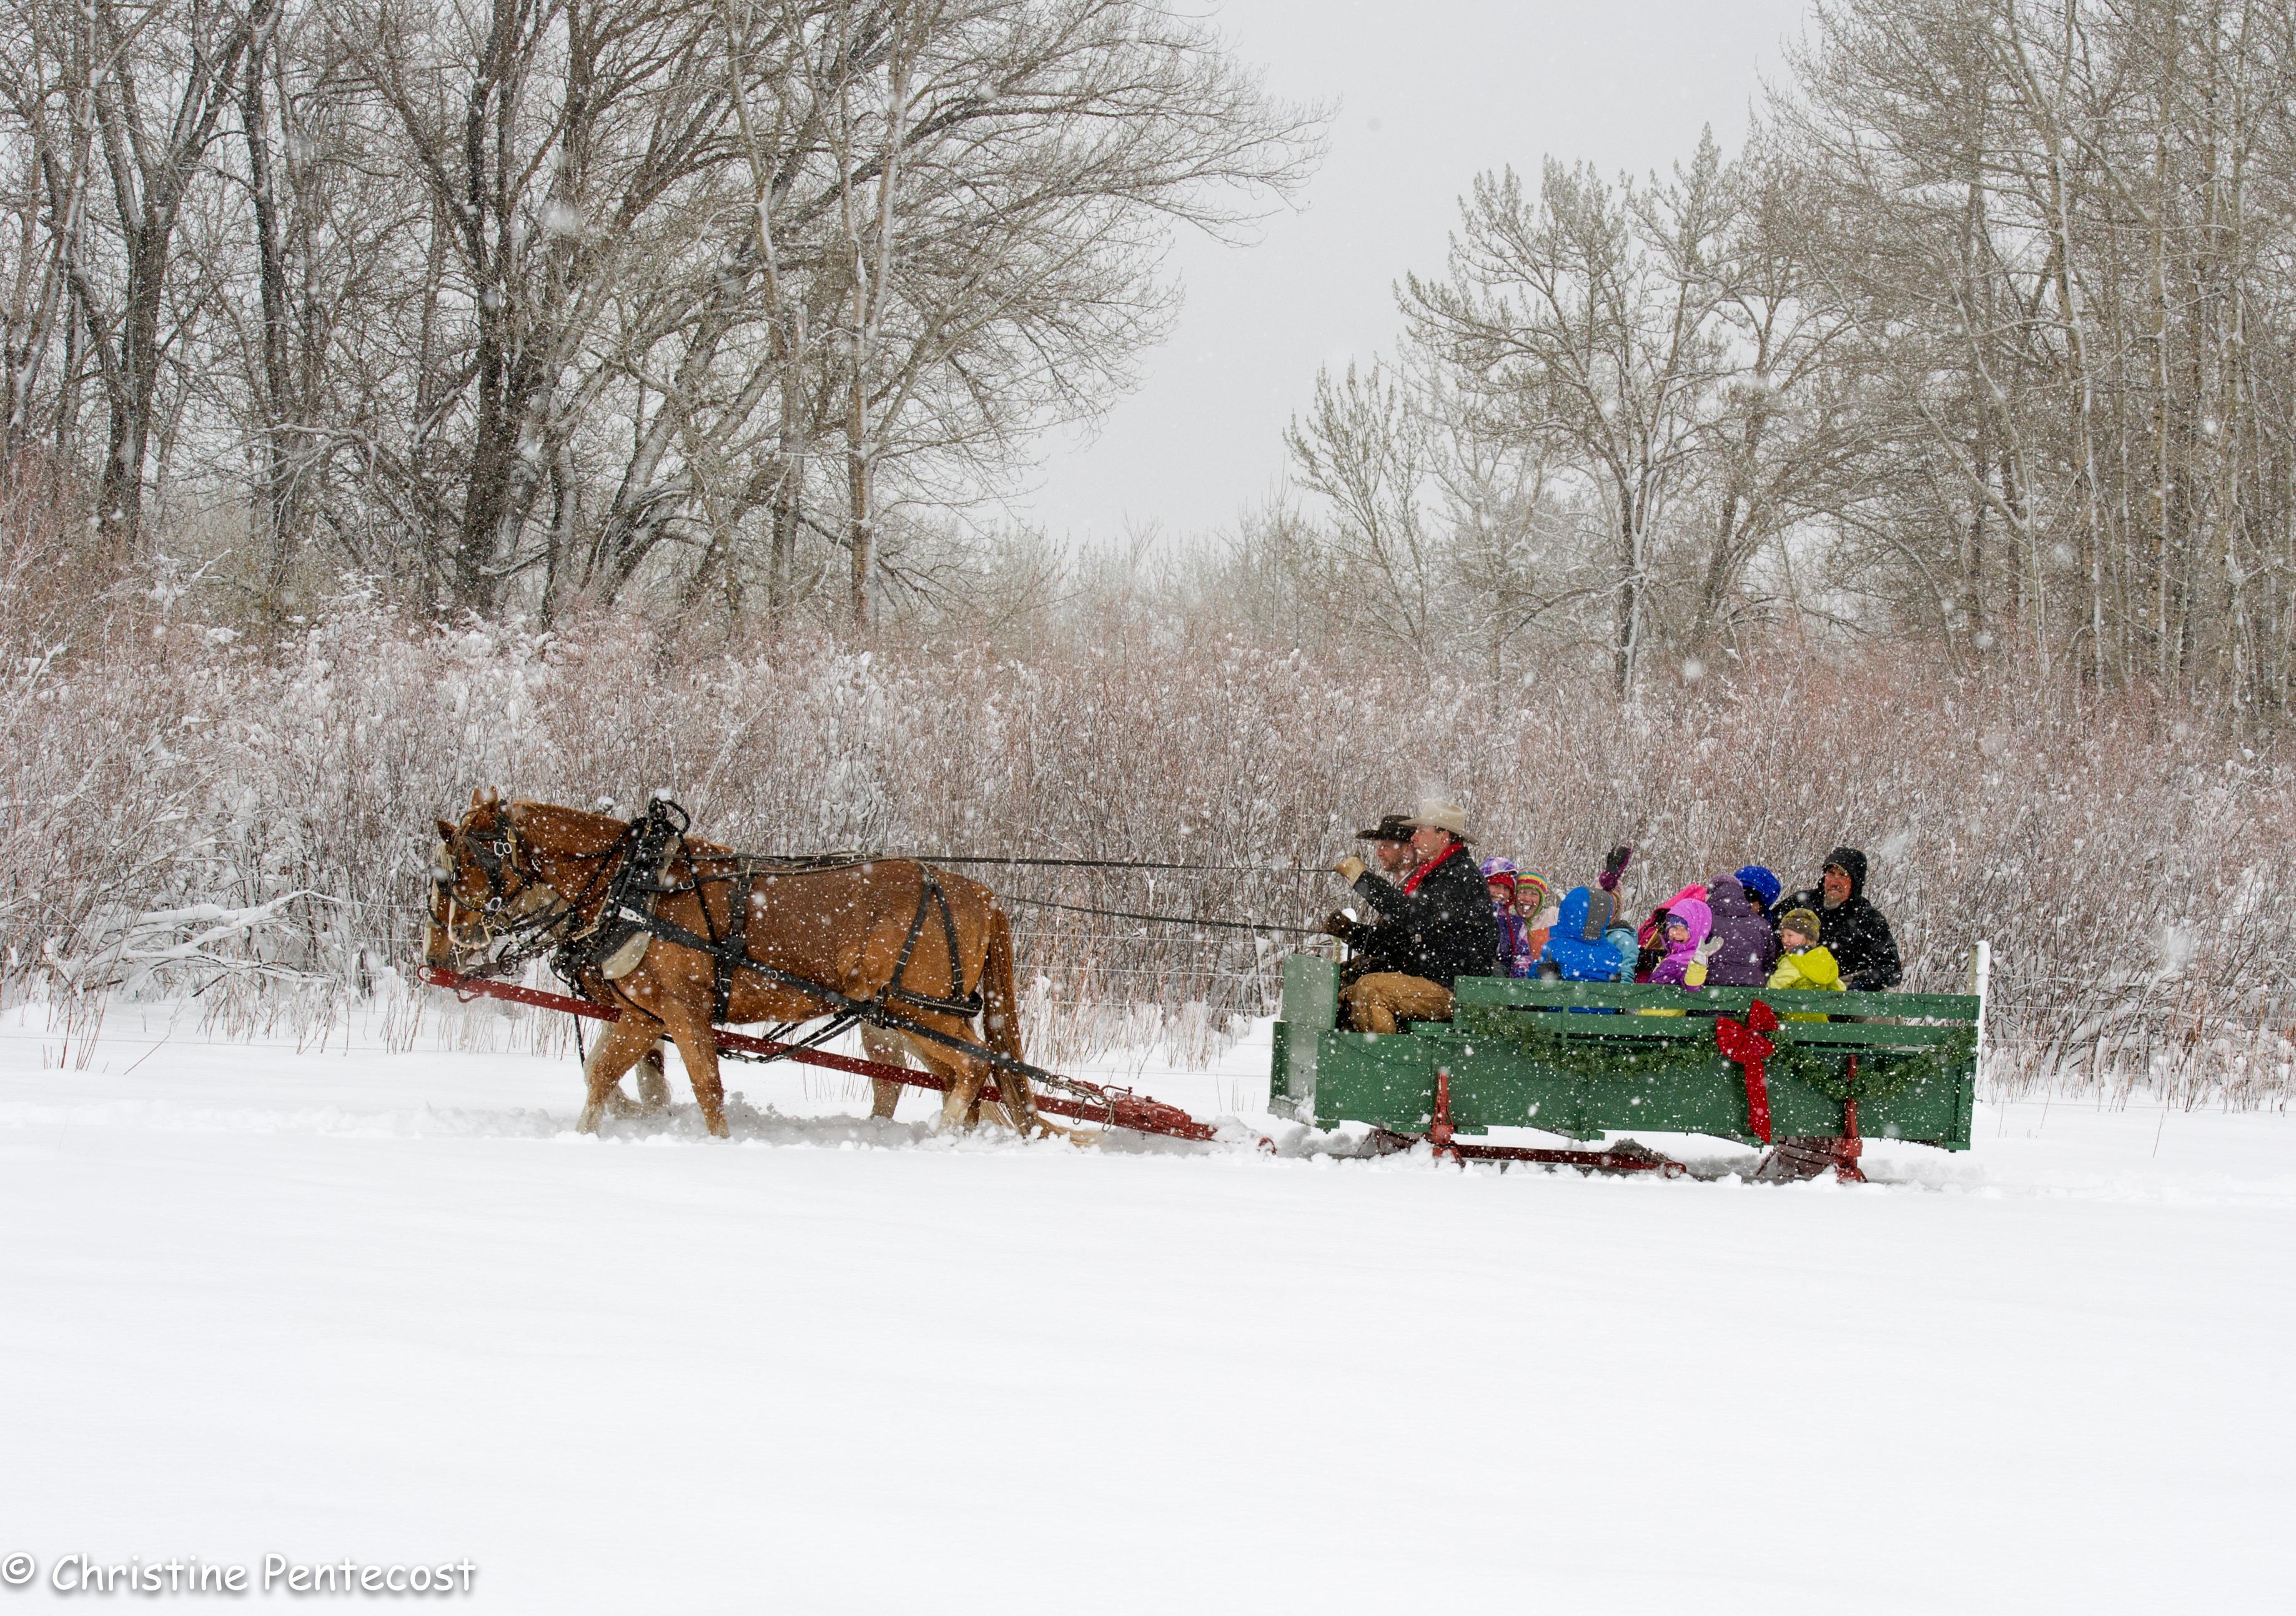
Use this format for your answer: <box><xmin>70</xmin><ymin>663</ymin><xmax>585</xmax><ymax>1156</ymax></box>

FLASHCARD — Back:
<box><xmin>1008</xmin><ymin>0</ymin><xmax>1814</xmax><ymax>546</ymax></box>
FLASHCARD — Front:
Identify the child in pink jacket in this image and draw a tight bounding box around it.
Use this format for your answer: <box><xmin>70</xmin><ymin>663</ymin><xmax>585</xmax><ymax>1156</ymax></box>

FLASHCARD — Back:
<box><xmin>1646</xmin><ymin>897</ymin><xmax>1714</xmax><ymax>989</ymax></box>
<box><xmin>1634</xmin><ymin>884</ymin><xmax>1709</xmax><ymax>982</ymax></box>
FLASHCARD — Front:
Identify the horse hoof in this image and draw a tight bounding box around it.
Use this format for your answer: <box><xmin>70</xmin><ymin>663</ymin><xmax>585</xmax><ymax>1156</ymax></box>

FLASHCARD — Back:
<box><xmin>635</xmin><ymin>1068</ymin><xmax>672</xmax><ymax>1109</ymax></box>
<box><xmin>577</xmin><ymin>1105</ymin><xmax>603</xmax><ymax>1134</ymax></box>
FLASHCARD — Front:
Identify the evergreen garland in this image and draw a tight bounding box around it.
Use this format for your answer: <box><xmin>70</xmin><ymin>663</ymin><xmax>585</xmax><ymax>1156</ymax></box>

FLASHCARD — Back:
<box><xmin>1768</xmin><ymin>1029</ymin><xmax>1977</xmax><ymax>1103</ymax></box>
<box><xmin>1454</xmin><ymin>1008</ymin><xmax>1976</xmax><ymax>1105</ymax></box>
<box><xmin>1452</xmin><ymin>1007</ymin><xmax>1716</xmax><ymax>1085</ymax></box>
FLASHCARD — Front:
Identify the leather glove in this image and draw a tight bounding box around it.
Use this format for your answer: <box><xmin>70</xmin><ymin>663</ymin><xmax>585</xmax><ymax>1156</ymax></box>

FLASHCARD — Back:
<box><xmin>1319</xmin><ymin>910</ymin><xmax>1357</xmax><ymax>939</ymax></box>
<box><xmin>1333</xmin><ymin>854</ymin><xmax>1367</xmax><ymax>884</ymax></box>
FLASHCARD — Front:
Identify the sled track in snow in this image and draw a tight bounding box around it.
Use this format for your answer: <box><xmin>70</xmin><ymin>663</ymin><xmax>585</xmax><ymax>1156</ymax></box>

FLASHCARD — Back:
<box><xmin>6</xmin><ymin>1091</ymin><xmax>2289</xmax><ymax>1204</ymax></box>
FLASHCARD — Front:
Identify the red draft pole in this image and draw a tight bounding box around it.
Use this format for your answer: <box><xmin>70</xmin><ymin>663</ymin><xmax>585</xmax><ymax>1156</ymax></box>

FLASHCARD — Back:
<box><xmin>415</xmin><ymin>965</ymin><xmax>1229</xmax><ymax>1146</ymax></box>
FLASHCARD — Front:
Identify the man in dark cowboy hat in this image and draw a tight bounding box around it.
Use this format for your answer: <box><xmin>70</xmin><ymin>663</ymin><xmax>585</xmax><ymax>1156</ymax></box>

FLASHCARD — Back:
<box><xmin>1319</xmin><ymin>812</ymin><xmax>1418</xmax><ymax>983</ymax></box>
<box><xmin>1329</xmin><ymin>799</ymin><xmax>1500</xmax><ymax>1033</ymax></box>
<box><xmin>1362</xmin><ymin>811</ymin><xmax>1421</xmax><ymax>878</ymax></box>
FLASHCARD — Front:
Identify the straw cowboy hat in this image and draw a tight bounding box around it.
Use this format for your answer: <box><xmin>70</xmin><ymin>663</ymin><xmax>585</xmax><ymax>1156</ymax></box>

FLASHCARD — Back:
<box><xmin>1407</xmin><ymin>799</ymin><xmax>1469</xmax><ymax>837</ymax></box>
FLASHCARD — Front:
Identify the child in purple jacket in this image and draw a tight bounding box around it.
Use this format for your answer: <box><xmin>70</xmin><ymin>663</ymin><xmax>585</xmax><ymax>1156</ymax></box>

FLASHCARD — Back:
<box><xmin>1702</xmin><ymin>874</ymin><xmax>1780</xmax><ymax>987</ymax></box>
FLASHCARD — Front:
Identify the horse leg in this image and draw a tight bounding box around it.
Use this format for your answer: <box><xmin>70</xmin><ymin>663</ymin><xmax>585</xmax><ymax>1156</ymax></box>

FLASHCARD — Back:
<box><xmin>633</xmin><ymin>1042</ymin><xmax>672</xmax><ymax>1111</ymax></box>
<box><xmin>858</xmin><ymin>1025</ymin><xmax>906</xmax><ymax>1120</ymax></box>
<box><xmin>580</xmin><ymin>1018</ymin><xmax>660</xmax><ymax>1133</ymax></box>
<box><xmin>968</xmin><ymin>1066</ymin><xmax>1077</xmax><ymax>1141</ymax></box>
<box><xmin>660</xmin><ymin>1007</ymin><xmax>731</xmax><ymax>1139</ymax></box>
<box><xmin>900</xmin><ymin>1032</ymin><xmax>1034</xmax><ymax>1136</ymax></box>
<box><xmin>909</xmin><ymin>1042</ymin><xmax>987</xmax><ymax>1133</ymax></box>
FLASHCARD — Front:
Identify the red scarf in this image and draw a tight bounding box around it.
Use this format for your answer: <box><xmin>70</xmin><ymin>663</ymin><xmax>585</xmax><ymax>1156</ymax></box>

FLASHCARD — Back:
<box><xmin>1403</xmin><ymin>839</ymin><xmax>1463</xmax><ymax>895</ymax></box>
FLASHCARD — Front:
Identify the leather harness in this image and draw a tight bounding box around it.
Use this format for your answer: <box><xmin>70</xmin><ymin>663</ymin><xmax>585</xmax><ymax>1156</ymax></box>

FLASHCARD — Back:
<box><xmin>522</xmin><ymin>798</ymin><xmax>985</xmax><ymax>1044</ymax></box>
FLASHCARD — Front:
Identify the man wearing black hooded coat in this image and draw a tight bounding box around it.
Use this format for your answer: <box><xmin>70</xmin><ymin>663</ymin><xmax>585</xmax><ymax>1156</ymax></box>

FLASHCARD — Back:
<box><xmin>1754</xmin><ymin>845</ymin><xmax>1907</xmax><ymax>1184</ymax></box>
<box><xmin>1779</xmin><ymin>847</ymin><xmax>1902</xmax><ymax>992</ymax></box>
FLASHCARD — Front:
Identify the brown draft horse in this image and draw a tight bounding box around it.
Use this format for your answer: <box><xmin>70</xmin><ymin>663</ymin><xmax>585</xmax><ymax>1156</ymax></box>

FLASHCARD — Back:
<box><xmin>425</xmin><ymin>792</ymin><xmax>1039</xmax><ymax>1138</ymax></box>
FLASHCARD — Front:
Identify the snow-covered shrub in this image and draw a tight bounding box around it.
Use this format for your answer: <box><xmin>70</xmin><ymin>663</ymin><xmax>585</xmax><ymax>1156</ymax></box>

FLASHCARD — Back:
<box><xmin>1</xmin><ymin>572</ymin><xmax>2285</xmax><ymax>1102</ymax></box>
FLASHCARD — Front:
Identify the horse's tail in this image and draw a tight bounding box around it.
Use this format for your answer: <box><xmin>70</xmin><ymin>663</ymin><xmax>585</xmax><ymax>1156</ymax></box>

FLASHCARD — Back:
<box><xmin>981</xmin><ymin>902</ymin><xmax>1041</xmax><ymax>1130</ymax></box>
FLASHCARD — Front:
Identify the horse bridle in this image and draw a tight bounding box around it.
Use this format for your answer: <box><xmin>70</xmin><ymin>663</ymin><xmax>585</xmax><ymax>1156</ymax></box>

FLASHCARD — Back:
<box><xmin>433</xmin><ymin>817</ymin><xmax>589</xmax><ymax>972</ymax></box>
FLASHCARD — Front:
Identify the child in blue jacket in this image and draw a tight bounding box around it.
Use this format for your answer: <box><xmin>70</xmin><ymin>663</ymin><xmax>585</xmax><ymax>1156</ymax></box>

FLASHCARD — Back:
<box><xmin>1537</xmin><ymin>886</ymin><xmax>1625</xmax><ymax>982</ymax></box>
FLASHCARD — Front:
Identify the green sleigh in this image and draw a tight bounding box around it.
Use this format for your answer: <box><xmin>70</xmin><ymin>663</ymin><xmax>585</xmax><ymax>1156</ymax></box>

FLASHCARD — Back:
<box><xmin>1267</xmin><ymin>948</ymin><xmax>1987</xmax><ymax>1166</ymax></box>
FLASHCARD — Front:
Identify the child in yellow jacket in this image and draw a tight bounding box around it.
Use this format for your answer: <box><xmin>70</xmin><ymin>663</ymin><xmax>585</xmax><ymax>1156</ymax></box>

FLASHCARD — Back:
<box><xmin>1767</xmin><ymin>908</ymin><xmax>1846</xmax><ymax>1020</ymax></box>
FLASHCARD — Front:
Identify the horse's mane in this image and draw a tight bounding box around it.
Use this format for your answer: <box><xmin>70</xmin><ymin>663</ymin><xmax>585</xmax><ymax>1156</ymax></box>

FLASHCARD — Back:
<box><xmin>506</xmin><ymin>799</ymin><xmax>733</xmax><ymax>860</ymax></box>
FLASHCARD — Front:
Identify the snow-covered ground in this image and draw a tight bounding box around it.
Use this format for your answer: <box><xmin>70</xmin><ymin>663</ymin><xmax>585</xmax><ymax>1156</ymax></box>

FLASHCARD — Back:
<box><xmin>3</xmin><ymin>1001</ymin><xmax>2290</xmax><ymax>1614</ymax></box>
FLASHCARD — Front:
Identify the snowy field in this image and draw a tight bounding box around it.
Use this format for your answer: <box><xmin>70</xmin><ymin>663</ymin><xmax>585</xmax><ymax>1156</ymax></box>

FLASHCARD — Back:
<box><xmin>2</xmin><ymin>1000</ymin><xmax>2290</xmax><ymax>1614</ymax></box>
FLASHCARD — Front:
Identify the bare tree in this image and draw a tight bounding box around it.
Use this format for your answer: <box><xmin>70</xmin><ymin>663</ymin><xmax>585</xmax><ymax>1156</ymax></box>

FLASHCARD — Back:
<box><xmin>1404</xmin><ymin>139</ymin><xmax>1738</xmax><ymax>694</ymax></box>
<box><xmin>1283</xmin><ymin>358</ymin><xmax>1440</xmax><ymax>656</ymax></box>
<box><xmin>49</xmin><ymin>0</ymin><xmax>266</xmax><ymax>551</ymax></box>
<box><xmin>0</xmin><ymin>0</ymin><xmax>94</xmax><ymax>463</ymax></box>
<box><xmin>1781</xmin><ymin>0</ymin><xmax>2296</xmax><ymax>707</ymax></box>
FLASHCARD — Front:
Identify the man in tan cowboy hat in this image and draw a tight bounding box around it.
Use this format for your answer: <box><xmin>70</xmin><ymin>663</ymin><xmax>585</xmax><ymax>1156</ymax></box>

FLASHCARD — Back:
<box><xmin>1329</xmin><ymin>798</ymin><xmax>1500</xmax><ymax>1033</ymax></box>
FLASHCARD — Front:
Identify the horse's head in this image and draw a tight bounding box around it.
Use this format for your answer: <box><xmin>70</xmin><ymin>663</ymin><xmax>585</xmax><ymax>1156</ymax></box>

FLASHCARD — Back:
<box><xmin>425</xmin><ymin>790</ymin><xmax>556</xmax><ymax>972</ymax></box>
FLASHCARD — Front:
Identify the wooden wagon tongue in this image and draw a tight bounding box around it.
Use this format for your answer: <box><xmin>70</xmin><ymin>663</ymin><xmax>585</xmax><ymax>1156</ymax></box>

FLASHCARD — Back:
<box><xmin>415</xmin><ymin>965</ymin><xmax>1243</xmax><ymax>1147</ymax></box>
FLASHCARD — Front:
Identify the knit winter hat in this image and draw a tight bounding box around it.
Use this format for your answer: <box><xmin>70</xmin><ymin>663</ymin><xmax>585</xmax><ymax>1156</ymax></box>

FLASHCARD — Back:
<box><xmin>1517</xmin><ymin>868</ymin><xmax>1550</xmax><ymax>904</ymax></box>
<box><xmin>1779</xmin><ymin>907</ymin><xmax>1823</xmax><ymax>943</ymax></box>
<box><xmin>1734</xmin><ymin>865</ymin><xmax>1781</xmax><ymax>909</ymax></box>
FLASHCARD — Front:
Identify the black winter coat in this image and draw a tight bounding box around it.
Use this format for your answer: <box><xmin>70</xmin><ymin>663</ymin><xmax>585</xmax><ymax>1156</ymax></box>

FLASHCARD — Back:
<box><xmin>1330</xmin><ymin>910</ymin><xmax>1413</xmax><ymax>983</ymax></box>
<box><xmin>1781</xmin><ymin>847</ymin><xmax>1903</xmax><ymax>992</ymax></box>
<box><xmin>1350</xmin><ymin>840</ymin><xmax>1502</xmax><ymax>989</ymax></box>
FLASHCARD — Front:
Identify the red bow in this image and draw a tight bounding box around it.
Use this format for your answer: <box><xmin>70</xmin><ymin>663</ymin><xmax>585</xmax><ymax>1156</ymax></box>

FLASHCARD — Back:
<box><xmin>1716</xmin><ymin>998</ymin><xmax>1781</xmax><ymax>1144</ymax></box>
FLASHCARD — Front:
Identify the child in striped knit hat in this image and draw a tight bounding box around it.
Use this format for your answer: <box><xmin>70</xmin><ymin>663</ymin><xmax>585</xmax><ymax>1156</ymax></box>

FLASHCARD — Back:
<box><xmin>1516</xmin><ymin>867</ymin><xmax>1556</xmax><ymax>963</ymax></box>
